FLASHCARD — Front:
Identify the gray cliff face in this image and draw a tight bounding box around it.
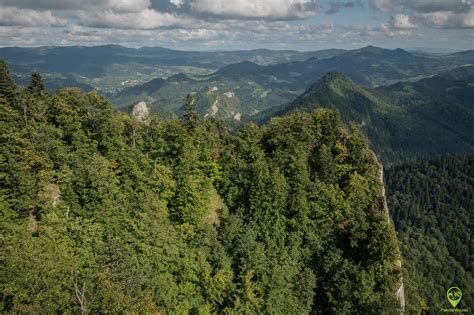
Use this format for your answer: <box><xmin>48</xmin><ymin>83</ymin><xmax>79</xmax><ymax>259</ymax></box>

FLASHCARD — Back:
<box><xmin>132</xmin><ymin>101</ymin><xmax>150</xmax><ymax>125</ymax></box>
<box><xmin>373</xmin><ymin>151</ymin><xmax>406</xmax><ymax>313</ymax></box>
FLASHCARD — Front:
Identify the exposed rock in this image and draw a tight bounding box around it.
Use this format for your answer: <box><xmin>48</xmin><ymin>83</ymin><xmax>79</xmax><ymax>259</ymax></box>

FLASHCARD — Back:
<box><xmin>208</xmin><ymin>86</ymin><xmax>218</xmax><ymax>94</ymax></box>
<box><xmin>209</xmin><ymin>99</ymin><xmax>219</xmax><ymax>117</ymax></box>
<box><xmin>233</xmin><ymin>112</ymin><xmax>241</xmax><ymax>121</ymax></box>
<box><xmin>132</xmin><ymin>101</ymin><xmax>150</xmax><ymax>125</ymax></box>
<box><xmin>224</xmin><ymin>91</ymin><xmax>235</xmax><ymax>98</ymax></box>
<box><xmin>373</xmin><ymin>151</ymin><xmax>405</xmax><ymax>313</ymax></box>
<box><xmin>39</xmin><ymin>183</ymin><xmax>61</xmax><ymax>208</ymax></box>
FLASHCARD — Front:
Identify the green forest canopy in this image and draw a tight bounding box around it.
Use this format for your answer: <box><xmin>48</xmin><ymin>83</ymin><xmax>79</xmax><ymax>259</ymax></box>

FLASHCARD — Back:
<box><xmin>386</xmin><ymin>156</ymin><xmax>473</xmax><ymax>312</ymax></box>
<box><xmin>0</xmin><ymin>61</ymin><xmax>402</xmax><ymax>313</ymax></box>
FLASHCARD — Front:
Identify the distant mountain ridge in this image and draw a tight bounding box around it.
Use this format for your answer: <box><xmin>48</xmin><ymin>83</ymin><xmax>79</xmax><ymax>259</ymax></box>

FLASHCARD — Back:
<box><xmin>0</xmin><ymin>44</ymin><xmax>349</xmax><ymax>94</ymax></box>
<box><xmin>112</xmin><ymin>46</ymin><xmax>474</xmax><ymax>126</ymax></box>
<box><xmin>0</xmin><ymin>45</ymin><xmax>346</xmax><ymax>77</ymax></box>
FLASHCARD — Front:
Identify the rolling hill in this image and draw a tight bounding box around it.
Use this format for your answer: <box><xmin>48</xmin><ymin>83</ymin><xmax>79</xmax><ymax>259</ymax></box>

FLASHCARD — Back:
<box><xmin>112</xmin><ymin>46</ymin><xmax>474</xmax><ymax>121</ymax></box>
<box><xmin>0</xmin><ymin>45</ymin><xmax>346</xmax><ymax>93</ymax></box>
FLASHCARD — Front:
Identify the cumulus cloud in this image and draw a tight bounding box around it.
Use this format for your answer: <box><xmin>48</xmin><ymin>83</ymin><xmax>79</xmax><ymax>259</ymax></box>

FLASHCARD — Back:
<box><xmin>371</xmin><ymin>0</ymin><xmax>474</xmax><ymax>28</ymax></box>
<box><xmin>76</xmin><ymin>8</ymin><xmax>187</xmax><ymax>29</ymax></box>
<box><xmin>170</xmin><ymin>0</ymin><xmax>185</xmax><ymax>8</ymax></box>
<box><xmin>417</xmin><ymin>9</ymin><xmax>474</xmax><ymax>28</ymax></box>
<box><xmin>391</xmin><ymin>14</ymin><xmax>417</xmax><ymax>29</ymax></box>
<box><xmin>0</xmin><ymin>0</ymin><xmax>320</xmax><ymax>21</ymax></box>
<box><xmin>0</xmin><ymin>0</ymin><xmax>322</xmax><ymax>30</ymax></box>
<box><xmin>0</xmin><ymin>0</ymin><xmax>471</xmax><ymax>49</ymax></box>
<box><xmin>371</xmin><ymin>0</ymin><xmax>471</xmax><ymax>14</ymax></box>
<box><xmin>189</xmin><ymin>0</ymin><xmax>319</xmax><ymax>20</ymax></box>
<box><xmin>0</xmin><ymin>6</ymin><xmax>66</xmax><ymax>26</ymax></box>
<box><xmin>0</xmin><ymin>0</ymin><xmax>151</xmax><ymax>13</ymax></box>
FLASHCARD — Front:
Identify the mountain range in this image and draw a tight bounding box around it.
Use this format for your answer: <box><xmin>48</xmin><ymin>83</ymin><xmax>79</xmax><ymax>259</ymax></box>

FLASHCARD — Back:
<box><xmin>0</xmin><ymin>45</ymin><xmax>346</xmax><ymax>93</ymax></box>
<box><xmin>1</xmin><ymin>44</ymin><xmax>473</xmax><ymax>162</ymax></box>
<box><xmin>110</xmin><ymin>45</ymin><xmax>474</xmax><ymax>123</ymax></box>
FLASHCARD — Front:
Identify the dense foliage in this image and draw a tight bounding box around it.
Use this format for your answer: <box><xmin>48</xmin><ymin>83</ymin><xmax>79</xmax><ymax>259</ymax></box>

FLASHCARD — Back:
<box><xmin>0</xmin><ymin>61</ymin><xmax>402</xmax><ymax>314</ymax></box>
<box><xmin>386</xmin><ymin>156</ymin><xmax>473</xmax><ymax>312</ymax></box>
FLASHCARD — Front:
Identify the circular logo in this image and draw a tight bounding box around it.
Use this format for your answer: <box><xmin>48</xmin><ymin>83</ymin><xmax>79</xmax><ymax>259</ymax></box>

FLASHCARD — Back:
<box><xmin>447</xmin><ymin>287</ymin><xmax>462</xmax><ymax>308</ymax></box>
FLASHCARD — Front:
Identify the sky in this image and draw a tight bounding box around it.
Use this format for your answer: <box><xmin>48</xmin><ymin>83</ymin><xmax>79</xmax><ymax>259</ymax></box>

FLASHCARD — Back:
<box><xmin>0</xmin><ymin>0</ymin><xmax>473</xmax><ymax>51</ymax></box>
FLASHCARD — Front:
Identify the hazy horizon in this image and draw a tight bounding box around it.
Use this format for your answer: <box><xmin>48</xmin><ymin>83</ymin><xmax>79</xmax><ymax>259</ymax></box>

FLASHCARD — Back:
<box><xmin>0</xmin><ymin>43</ymin><xmax>470</xmax><ymax>54</ymax></box>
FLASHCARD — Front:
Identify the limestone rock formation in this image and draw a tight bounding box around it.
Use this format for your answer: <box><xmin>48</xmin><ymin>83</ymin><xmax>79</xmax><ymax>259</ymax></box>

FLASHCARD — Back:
<box><xmin>132</xmin><ymin>101</ymin><xmax>150</xmax><ymax>125</ymax></box>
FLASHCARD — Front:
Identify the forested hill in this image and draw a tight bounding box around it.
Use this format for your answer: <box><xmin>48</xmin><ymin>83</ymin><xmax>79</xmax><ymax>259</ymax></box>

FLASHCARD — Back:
<box><xmin>0</xmin><ymin>60</ymin><xmax>402</xmax><ymax>313</ymax></box>
<box><xmin>261</xmin><ymin>68</ymin><xmax>474</xmax><ymax>163</ymax></box>
<box><xmin>386</xmin><ymin>156</ymin><xmax>473</xmax><ymax>312</ymax></box>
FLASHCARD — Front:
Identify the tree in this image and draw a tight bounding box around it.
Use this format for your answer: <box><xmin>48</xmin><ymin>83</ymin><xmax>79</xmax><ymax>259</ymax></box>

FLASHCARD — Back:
<box><xmin>0</xmin><ymin>59</ymin><xmax>17</xmax><ymax>104</ymax></box>
<box><xmin>27</xmin><ymin>71</ymin><xmax>46</xmax><ymax>96</ymax></box>
<box><xmin>183</xmin><ymin>93</ymin><xmax>198</xmax><ymax>130</ymax></box>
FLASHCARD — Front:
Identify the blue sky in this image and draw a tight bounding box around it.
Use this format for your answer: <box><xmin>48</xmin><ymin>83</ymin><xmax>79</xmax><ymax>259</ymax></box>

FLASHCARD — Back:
<box><xmin>0</xmin><ymin>0</ymin><xmax>473</xmax><ymax>51</ymax></box>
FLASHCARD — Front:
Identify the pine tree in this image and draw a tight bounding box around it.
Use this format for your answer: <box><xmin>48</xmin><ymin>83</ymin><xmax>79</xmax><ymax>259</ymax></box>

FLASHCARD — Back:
<box><xmin>183</xmin><ymin>93</ymin><xmax>198</xmax><ymax>130</ymax></box>
<box><xmin>27</xmin><ymin>71</ymin><xmax>46</xmax><ymax>96</ymax></box>
<box><xmin>0</xmin><ymin>59</ymin><xmax>17</xmax><ymax>104</ymax></box>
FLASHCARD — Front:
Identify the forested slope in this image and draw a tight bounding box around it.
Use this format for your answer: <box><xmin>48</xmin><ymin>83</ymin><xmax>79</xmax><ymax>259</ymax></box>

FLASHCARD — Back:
<box><xmin>386</xmin><ymin>156</ymin><xmax>473</xmax><ymax>312</ymax></box>
<box><xmin>262</xmin><ymin>69</ymin><xmax>474</xmax><ymax>163</ymax></box>
<box><xmin>0</xmin><ymin>60</ymin><xmax>402</xmax><ymax>313</ymax></box>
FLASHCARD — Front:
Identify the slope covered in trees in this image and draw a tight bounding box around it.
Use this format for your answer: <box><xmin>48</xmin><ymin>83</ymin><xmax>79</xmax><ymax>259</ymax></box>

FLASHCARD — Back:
<box><xmin>263</xmin><ymin>68</ymin><xmax>474</xmax><ymax>163</ymax></box>
<box><xmin>386</xmin><ymin>156</ymin><xmax>473</xmax><ymax>312</ymax></box>
<box><xmin>0</xmin><ymin>61</ymin><xmax>402</xmax><ymax>313</ymax></box>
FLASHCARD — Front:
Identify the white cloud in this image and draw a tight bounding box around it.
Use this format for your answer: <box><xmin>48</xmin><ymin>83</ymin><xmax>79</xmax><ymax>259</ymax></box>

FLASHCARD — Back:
<box><xmin>170</xmin><ymin>0</ymin><xmax>185</xmax><ymax>8</ymax></box>
<box><xmin>77</xmin><ymin>8</ymin><xmax>187</xmax><ymax>29</ymax></box>
<box><xmin>190</xmin><ymin>0</ymin><xmax>319</xmax><ymax>20</ymax></box>
<box><xmin>371</xmin><ymin>0</ymin><xmax>471</xmax><ymax>14</ymax></box>
<box><xmin>371</xmin><ymin>0</ymin><xmax>474</xmax><ymax>28</ymax></box>
<box><xmin>0</xmin><ymin>6</ymin><xmax>66</xmax><ymax>26</ymax></box>
<box><xmin>417</xmin><ymin>8</ymin><xmax>474</xmax><ymax>28</ymax></box>
<box><xmin>0</xmin><ymin>0</ymin><xmax>471</xmax><ymax>50</ymax></box>
<box><xmin>0</xmin><ymin>0</ymin><xmax>151</xmax><ymax>13</ymax></box>
<box><xmin>392</xmin><ymin>14</ymin><xmax>416</xmax><ymax>29</ymax></box>
<box><xmin>464</xmin><ymin>8</ymin><xmax>474</xmax><ymax>26</ymax></box>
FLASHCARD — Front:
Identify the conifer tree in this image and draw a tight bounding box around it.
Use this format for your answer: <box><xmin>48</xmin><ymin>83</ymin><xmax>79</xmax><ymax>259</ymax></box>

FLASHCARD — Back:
<box><xmin>183</xmin><ymin>93</ymin><xmax>198</xmax><ymax>130</ymax></box>
<box><xmin>0</xmin><ymin>59</ymin><xmax>17</xmax><ymax>104</ymax></box>
<box><xmin>27</xmin><ymin>71</ymin><xmax>46</xmax><ymax>96</ymax></box>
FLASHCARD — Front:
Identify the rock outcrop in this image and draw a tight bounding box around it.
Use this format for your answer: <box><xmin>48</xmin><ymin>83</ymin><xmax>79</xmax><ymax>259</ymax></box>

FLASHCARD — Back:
<box><xmin>373</xmin><ymin>151</ymin><xmax>406</xmax><ymax>313</ymax></box>
<box><xmin>132</xmin><ymin>101</ymin><xmax>150</xmax><ymax>125</ymax></box>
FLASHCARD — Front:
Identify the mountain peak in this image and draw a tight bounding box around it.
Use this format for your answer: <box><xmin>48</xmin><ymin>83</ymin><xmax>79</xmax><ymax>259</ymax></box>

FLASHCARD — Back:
<box><xmin>355</xmin><ymin>46</ymin><xmax>411</xmax><ymax>57</ymax></box>
<box><xmin>359</xmin><ymin>45</ymin><xmax>386</xmax><ymax>52</ymax></box>
<box><xmin>276</xmin><ymin>70</ymin><xmax>386</xmax><ymax>124</ymax></box>
<box><xmin>313</xmin><ymin>70</ymin><xmax>356</xmax><ymax>90</ymax></box>
<box><xmin>319</xmin><ymin>70</ymin><xmax>352</xmax><ymax>82</ymax></box>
